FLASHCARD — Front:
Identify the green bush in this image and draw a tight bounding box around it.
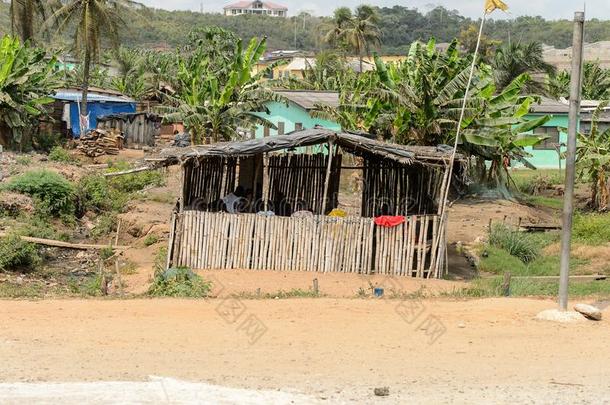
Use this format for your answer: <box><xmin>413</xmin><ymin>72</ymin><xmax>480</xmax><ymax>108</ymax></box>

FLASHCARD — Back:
<box><xmin>48</xmin><ymin>146</ymin><xmax>74</xmax><ymax>163</ymax></box>
<box><xmin>512</xmin><ymin>170</ymin><xmax>564</xmax><ymax>194</ymax></box>
<box><xmin>488</xmin><ymin>223</ymin><xmax>539</xmax><ymax>263</ymax></box>
<box><xmin>33</xmin><ymin>132</ymin><xmax>63</xmax><ymax>153</ymax></box>
<box><xmin>144</xmin><ymin>234</ymin><xmax>159</xmax><ymax>246</ymax></box>
<box><xmin>77</xmin><ymin>175</ymin><xmax>128</xmax><ymax>213</ymax></box>
<box><xmin>0</xmin><ymin>234</ymin><xmax>41</xmax><ymax>271</ymax></box>
<box><xmin>148</xmin><ymin>267</ymin><xmax>211</xmax><ymax>298</ymax></box>
<box><xmin>106</xmin><ymin>161</ymin><xmax>165</xmax><ymax>193</ymax></box>
<box><xmin>4</xmin><ymin>170</ymin><xmax>75</xmax><ymax>217</ymax></box>
<box><xmin>15</xmin><ymin>156</ymin><xmax>32</xmax><ymax>165</ymax></box>
<box><xmin>91</xmin><ymin>213</ymin><xmax>117</xmax><ymax>238</ymax></box>
<box><xmin>573</xmin><ymin>213</ymin><xmax>610</xmax><ymax>245</ymax></box>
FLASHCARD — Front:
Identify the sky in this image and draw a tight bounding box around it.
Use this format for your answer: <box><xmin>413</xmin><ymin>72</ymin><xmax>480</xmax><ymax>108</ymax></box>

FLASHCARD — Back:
<box><xmin>139</xmin><ymin>0</ymin><xmax>609</xmax><ymax>20</ymax></box>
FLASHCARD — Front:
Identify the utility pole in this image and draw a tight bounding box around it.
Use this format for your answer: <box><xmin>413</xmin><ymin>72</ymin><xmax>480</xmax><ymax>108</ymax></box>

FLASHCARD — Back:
<box><xmin>558</xmin><ymin>11</ymin><xmax>585</xmax><ymax>311</ymax></box>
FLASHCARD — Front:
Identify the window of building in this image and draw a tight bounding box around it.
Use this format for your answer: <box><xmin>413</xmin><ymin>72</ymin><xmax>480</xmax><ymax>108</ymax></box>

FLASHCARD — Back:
<box><xmin>263</xmin><ymin>126</ymin><xmax>270</xmax><ymax>137</ymax></box>
<box><xmin>294</xmin><ymin>123</ymin><xmax>303</xmax><ymax>131</ymax></box>
<box><xmin>278</xmin><ymin>122</ymin><xmax>285</xmax><ymax>135</ymax></box>
<box><xmin>533</xmin><ymin>127</ymin><xmax>561</xmax><ymax>150</ymax></box>
<box><xmin>232</xmin><ymin>9</ymin><xmax>237</xmax><ymax>14</ymax></box>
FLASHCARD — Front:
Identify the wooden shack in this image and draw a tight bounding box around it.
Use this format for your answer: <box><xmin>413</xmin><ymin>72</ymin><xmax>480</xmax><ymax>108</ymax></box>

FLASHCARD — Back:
<box><xmin>96</xmin><ymin>112</ymin><xmax>161</xmax><ymax>148</ymax></box>
<box><xmin>157</xmin><ymin>129</ymin><xmax>462</xmax><ymax>278</ymax></box>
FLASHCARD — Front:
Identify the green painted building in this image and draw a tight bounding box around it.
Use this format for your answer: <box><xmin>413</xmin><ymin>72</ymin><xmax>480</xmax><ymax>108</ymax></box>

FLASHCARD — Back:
<box><xmin>520</xmin><ymin>98</ymin><xmax>571</xmax><ymax>170</ymax></box>
<box><xmin>255</xmin><ymin>92</ymin><xmax>575</xmax><ymax>170</ymax></box>
<box><xmin>254</xmin><ymin>90</ymin><xmax>341</xmax><ymax>138</ymax></box>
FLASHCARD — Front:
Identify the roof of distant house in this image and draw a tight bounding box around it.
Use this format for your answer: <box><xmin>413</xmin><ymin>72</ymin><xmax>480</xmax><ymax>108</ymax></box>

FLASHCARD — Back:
<box><xmin>530</xmin><ymin>97</ymin><xmax>570</xmax><ymax>114</ymax></box>
<box><xmin>284</xmin><ymin>57</ymin><xmax>375</xmax><ymax>73</ymax></box>
<box><xmin>223</xmin><ymin>1</ymin><xmax>287</xmax><ymax>10</ymax></box>
<box><xmin>273</xmin><ymin>90</ymin><xmax>339</xmax><ymax>110</ymax></box>
<box><xmin>52</xmin><ymin>88</ymin><xmax>135</xmax><ymax>103</ymax></box>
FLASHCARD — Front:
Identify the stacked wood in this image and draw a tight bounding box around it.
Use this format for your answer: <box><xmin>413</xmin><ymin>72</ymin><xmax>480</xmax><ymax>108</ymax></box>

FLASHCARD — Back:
<box><xmin>77</xmin><ymin>129</ymin><xmax>124</xmax><ymax>157</ymax></box>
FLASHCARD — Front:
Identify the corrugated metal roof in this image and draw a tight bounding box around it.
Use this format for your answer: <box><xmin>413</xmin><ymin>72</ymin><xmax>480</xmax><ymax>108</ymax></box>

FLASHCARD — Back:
<box><xmin>284</xmin><ymin>57</ymin><xmax>316</xmax><ymax>71</ymax></box>
<box><xmin>530</xmin><ymin>97</ymin><xmax>570</xmax><ymax>114</ymax></box>
<box><xmin>274</xmin><ymin>90</ymin><xmax>339</xmax><ymax>110</ymax></box>
<box><xmin>157</xmin><ymin>128</ymin><xmax>462</xmax><ymax>166</ymax></box>
<box><xmin>52</xmin><ymin>89</ymin><xmax>135</xmax><ymax>103</ymax></box>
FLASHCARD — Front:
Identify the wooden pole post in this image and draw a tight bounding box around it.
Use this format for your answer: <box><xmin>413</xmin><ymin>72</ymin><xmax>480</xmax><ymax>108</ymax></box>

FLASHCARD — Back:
<box><xmin>321</xmin><ymin>140</ymin><xmax>335</xmax><ymax>215</ymax></box>
<box><xmin>263</xmin><ymin>152</ymin><xmax>270</xmax><ymax>212</ymax></box>
<box><xmin>559</xmin><ymin>11</ymin><xmax>585</xmax><ymax>311</ymax></box>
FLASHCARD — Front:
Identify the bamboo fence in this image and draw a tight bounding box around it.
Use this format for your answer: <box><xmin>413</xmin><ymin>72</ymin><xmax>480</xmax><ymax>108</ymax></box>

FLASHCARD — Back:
<box><xmin>171</xmin><ymin>211</ymin><xmax>443</xmax><ymax>278</ymax></box>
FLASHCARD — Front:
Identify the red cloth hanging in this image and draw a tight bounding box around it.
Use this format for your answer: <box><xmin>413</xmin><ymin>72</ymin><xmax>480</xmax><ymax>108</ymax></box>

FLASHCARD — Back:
<box><xmin>374</xmin><ymin>216</ymin><xmax>406</xmax><ymax>227</ymax></box>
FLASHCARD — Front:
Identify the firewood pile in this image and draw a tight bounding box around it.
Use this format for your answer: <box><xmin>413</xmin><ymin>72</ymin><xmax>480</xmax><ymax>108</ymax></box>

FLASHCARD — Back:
<box><xmin>76</xmin><ymin>129</ymin><xmax>124</xmax><ymax>157</ymax></box>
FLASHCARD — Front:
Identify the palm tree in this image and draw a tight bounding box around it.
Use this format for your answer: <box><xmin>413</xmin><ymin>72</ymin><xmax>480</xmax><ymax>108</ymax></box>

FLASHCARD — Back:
<box><xmin>44</xmin><ymin>0</ymin><xmax>136</xmax><ymax>122</ymax></box>
<box><xmin>322</xmin><ymin>7</ymin><xmax>352</xmax><ymax>50</ymax></box>
<box><xmin>342</xmin><ymin>5</ymin><xmax>382</xmax><ymax>73</ymax></box>
<box><xmin>9</xmin><ymin>0</ymin><xmax>48</xmax><ymax>42</ymax></box>
<box><xmin>491</xmin><ymin>42</ymin><xmax>556</xmax><ymax>94</ymax></box>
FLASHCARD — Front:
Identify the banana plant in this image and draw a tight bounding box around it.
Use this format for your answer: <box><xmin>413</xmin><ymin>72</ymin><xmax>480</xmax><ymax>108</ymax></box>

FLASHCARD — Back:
<box><xmin>462</xmin><ymin>74</ymin><xmax>551</xmax><ymax>192</ymax></box>
<box><xmin>160</xmin><ymin>36</ymin><xmax>285</xmax><ymax>144</ymax></box>
<box><xmin>0</xmin><ymin>35</ymin><xmax>61</xmax><ymax>148</ymax></box>
<box><xmin>574</xmin><ymin>101</ymin><xmax>610</xmax><ymax>211</ymax></box>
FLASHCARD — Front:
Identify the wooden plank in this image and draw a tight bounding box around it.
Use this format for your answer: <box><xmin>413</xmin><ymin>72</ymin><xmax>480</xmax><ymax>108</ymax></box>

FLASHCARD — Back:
<box><xmin>0</xmin><ymin>234</ymin><xmax>130</xmax><ymax>251</ymax></box>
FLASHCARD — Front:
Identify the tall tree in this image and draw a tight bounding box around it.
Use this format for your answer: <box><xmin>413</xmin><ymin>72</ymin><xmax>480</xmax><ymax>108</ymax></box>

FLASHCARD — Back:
<box><xmin>491</xmin><ymin>42</ymin><xmax>556</xmax><ymax>94</ymax></box>
<box><xmin>323</xmin><ymin>6</ymin><xmax>381</xmax><ymax>72</ymax></box>
<box><xmin>9</xmin><ymin>0</ymin><xmax>48</xmax><ymax>42</ymax></box>
<box><xmin>342</xmin><ymin>5</ymin><xmax>382</xmax><ymax>73</ymax></box>
<box><xmin>322</xmin><ymin>7</ymin><xmax>352</xmax><ymax>50</ymax></box>
<box><xmin>44</xmin><ymin>0</ymin><xmax>135</xmax><ymax>124</ymax></box>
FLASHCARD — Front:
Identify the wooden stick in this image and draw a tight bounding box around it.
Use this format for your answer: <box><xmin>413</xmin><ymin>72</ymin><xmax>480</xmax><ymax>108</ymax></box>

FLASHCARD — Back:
<box><xmin>115</xmin><ymin>258</ymin><xmax>124</xmax><ymax>297</ymax></box>
<box><xmin>262</xmin><ymin>153</ymin><xmax>270</xmax><ymax>212</ymax></box>
<box><xmin>321</xmin><ymin>140</ymin><xmax>335</xmax><ymax>215</ymax></box>
<box><xmin>0</xmin><ymin>233</ymin><xmax>129</xmax><ymax>251</ymax></box>
<box><xmin>103</xmin><ymin>166</ymin><xmax>153</xmax><ymax>177</ymax></box>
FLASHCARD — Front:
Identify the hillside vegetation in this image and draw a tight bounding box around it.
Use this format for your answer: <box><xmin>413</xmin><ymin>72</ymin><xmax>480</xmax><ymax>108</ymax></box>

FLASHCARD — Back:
<box><xmin>1</xmin><ymin>3</ymin><xmax>609</xmax><ymax>53</ymax></box>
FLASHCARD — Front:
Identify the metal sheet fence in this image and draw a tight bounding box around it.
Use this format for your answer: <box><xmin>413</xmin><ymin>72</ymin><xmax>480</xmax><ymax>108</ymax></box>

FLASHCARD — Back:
<box><xmin>172</xmin><ymin>211</ymin><xmax>443</xmax><ymax>278</ymax></box>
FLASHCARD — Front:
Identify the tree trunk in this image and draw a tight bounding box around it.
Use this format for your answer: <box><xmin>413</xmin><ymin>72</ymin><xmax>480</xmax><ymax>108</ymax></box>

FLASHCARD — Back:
<box><xmin>597</xmin><ymin>167</ymin><xmax>609</xmax><ymax>211</ymax></box>
<box><xmin>80</xmin><ymin>48</ymin><xmax>91</xmax><ymax>118</ymax></box>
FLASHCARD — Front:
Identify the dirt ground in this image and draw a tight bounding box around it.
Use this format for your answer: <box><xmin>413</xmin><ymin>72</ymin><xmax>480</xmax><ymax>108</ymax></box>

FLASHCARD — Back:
<box><xmin>446</xmin><ymin>198</ymin><xmax>557</xmax><ymax>244</ymax></box>
<box><xmin>0</xmin><ymin>298</ymin><xmax>608</xmax><ymax>403</ymax></box>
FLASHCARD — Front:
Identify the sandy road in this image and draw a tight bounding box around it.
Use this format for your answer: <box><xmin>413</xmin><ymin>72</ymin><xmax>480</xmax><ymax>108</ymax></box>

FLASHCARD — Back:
<box><xmin>0</xmin><ymin>298</ymin><xmax>609</xmax><ymax>404</ymax></box>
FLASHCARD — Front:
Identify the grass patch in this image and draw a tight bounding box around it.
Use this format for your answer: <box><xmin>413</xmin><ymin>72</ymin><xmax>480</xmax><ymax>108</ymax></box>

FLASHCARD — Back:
<box><xmin>0</xmin><ymin>281</ymin><xmax>46</xmax><ymax>298</ymax></box>
<box><xmin>521</xmin><ymin>195</ymin><xmax>564</xmax><ymax>210</ymax></box>
<box><xmin>573</xmin><ymin>213</ymin><xmax>610</xmax><ymax>245</ymax></box>
<box><xmin>233</xmin><ymin>288</ymin><xmax>321</xmax><ymax>299</ymax></box>
<box><xmin>148</xmin><ymin>267</ymin><xmax>212</xmax><ymax>298</ymax></box>
<box><xmin>511</xmin><ymin>169</ymin><xmax>564</xmax><ymax>193</ymax></box>
<box><xmin>91</xmin><ymin>213</ymin><xmax>118</xmax><ymax>239</ymax></box>
<box><xmin>143</xmin><ymin>234</ymin><xmax>159</xmax><ymax>247</ymax></box>
<box><xmin>488</xmin><ymin>223</ymin><xmax>539</xmax><ymax>263</ymax></box>
<box><xmin>48</xmin><ymin>146</ymin><xmax>75</xmax><ymax>164</ymax></box>
<box><xmin>15</xmin><ymin>155</ymin><xmax>32</xmax><ymax>165</ymax></box>
<box><xmin>447</xmin><ymin>277</ymin><xmax>610</xmax><ymax>298</ymax></box>
<box><xmin>0</xmin><ymin>233</ymin><xmax>41</xmax><ymax>272</ymax></box>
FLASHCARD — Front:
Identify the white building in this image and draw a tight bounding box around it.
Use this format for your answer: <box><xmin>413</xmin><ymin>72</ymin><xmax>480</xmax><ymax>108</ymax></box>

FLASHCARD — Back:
<box><xmin>223</xmin><ymin>1</ymin><xmax>288</xmax><ymax>17</ymax></box>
